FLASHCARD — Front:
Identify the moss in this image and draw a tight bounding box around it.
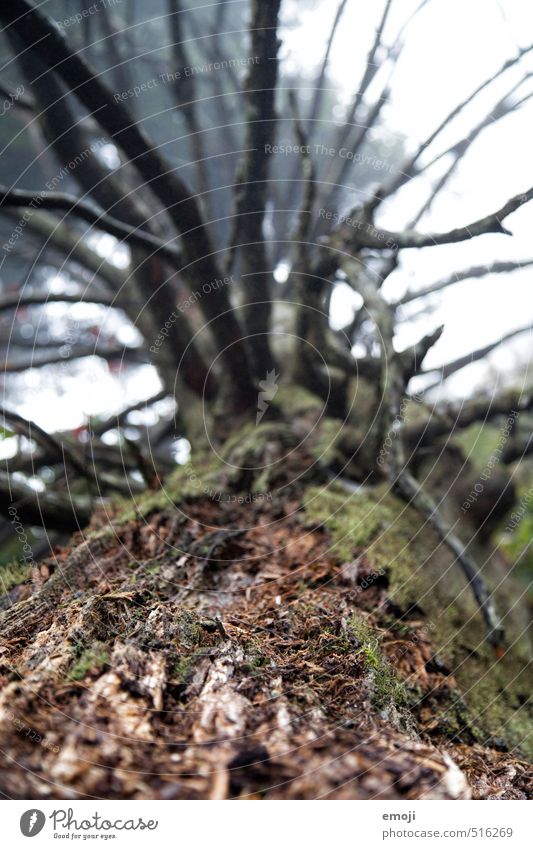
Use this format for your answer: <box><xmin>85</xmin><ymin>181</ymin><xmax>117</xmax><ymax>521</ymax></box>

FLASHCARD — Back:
<box><xmin>173</xmin><ymin>654</ymin><xmax>195</xmax><ymax>686</ymax></box>
<box><xmin>68</xmin><ymin>643</ymin><xmax>110</xmax><ymax>681</ymax></box>
<box><xmin>345</xmin><ymin>615</ymin><xmax>409</xmax><ymax>712</ymax></box>
<box><xmin>275</xmin><ymin>384</ymin><xmax>325</xmax><ymax>417</ymax></box>
<box><xmin>304</xmin><ymin>481</ymin><xmax>533</xmax><ymax>759</ymax></box>
<box><xmin>0</xmin><ymin>559</ymin><xmax>32</xmax><ymax>594</ymax></box>
<box><xmin>304</xmin><ymin>482</ymin><xmax>424</xmax><ymax>592</ymax></box>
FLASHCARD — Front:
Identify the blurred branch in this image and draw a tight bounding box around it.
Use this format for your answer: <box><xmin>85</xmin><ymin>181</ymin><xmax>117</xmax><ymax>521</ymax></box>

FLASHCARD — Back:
<box><xmin>16</xmin><ymin>210</ymin><xmax>127</xmax><ymax>291</ymax></box>
<box><xmin>228</xmin><ymin>0</ymin><xmax>282</xmax><ymax>377</ymax></box>
<box><xmin>406</xmin><ymin>391</ymin><xmax>533</xmax><ymax>448</ymax></box>
<box><xmin>420</xmin><ymin>324</ymin><xmax>533</xmax><ymax>389</ymax></box>
<box><xmin>0</xmin><ymin>470</ymin><xmax>91</xmax><ymax>531</ymax></box>
<box><xmin>289</xmin><ymin>90</ymin><xmax>316</xmax><ymax>250</ymax></box>
<box><xmin>0</xmin><ymin>291</ymin><xmax>117</xmax><ymax>312</ymax></box>
<box><xmin>365</xmin><ymin>44</ymin><xmax>533</xmax><ymax>214</ymax></box>
<box><xmin>2</xmin><ymin>344</ymin><xmax>150</xmax><ymax>373</ymax></box>
<box><xmin>0</xmin><ymin>187</ymin><xmax>182</xmax><ymax>264</ymax></box>
<box><xmin>167</xmin><ymin>0</ymin><xmax>212</xmax><ymax>217</ymax></box>
<box><xmin>91</xmin><ymin>389</ymin><xmax>169</xmax><ymax>436</ymax></box>
<box><xmin>306</xmin><ymin>0</ymin><xmax>349</xmax><ymax>138</ymax></box>
<box><xmin>394</xmin><ymin>258</ymin><xmax>533</xmax><ymax>307</ymax></box>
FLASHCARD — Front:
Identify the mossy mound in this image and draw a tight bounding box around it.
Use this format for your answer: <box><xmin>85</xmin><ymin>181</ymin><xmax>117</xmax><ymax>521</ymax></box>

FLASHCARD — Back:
<box><xmin>304</xmin><ymin>482</ymin><xmax>533</xmax><ymax>759</ymax></box>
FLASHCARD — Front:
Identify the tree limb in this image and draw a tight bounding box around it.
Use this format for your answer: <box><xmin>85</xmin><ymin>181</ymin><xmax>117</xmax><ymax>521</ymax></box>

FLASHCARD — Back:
<box><xmin>394</xmin><ymin>259</ymin><xmax>533</xmax><ymax>307</ymax></box>
<box><xmin>0</xmin><ymin>186</ymin><xmax>182</xmax><ymax>264</ymax></box>
<box><xmin>336</xmin><ymin>184</ymin><xmax>533</xmax><ymax>251</ymax></box>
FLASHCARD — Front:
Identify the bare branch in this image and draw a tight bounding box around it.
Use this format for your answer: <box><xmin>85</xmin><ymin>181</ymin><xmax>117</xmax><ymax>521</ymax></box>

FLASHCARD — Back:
<box><xmin>0</xmin><ymin>186</ymin><xmax>182</xmax><ymax>264</ymax></box>
<box><xmin>365</xmin><ymin>45</ymin><xmax>533</xmax><ymax>213</ymax></box>
<box><xmin>395</xmin><ymin>469</ymin><xmax>504</xmax><ymax>649</ymax></box>
<box><xmin>420</xmin><ymin>324</ymin><xmax>533</xmax><ymax>389</ymax></box>
<box><xmin>344</xmin><ymin>258</ymin><xmax>504</xmax><ymax>648</ymax></box>
<box><xmin>336</xmin><ymin>184</ymin><xmax>533</xmax><ymax>251</ymax></box>
<box><xmin>394</xmin><ymin>258</ymin><xmax>533</xmax><ymax>307</ymax></box>
<box><xmin>306</xmin><ymin>0</ymin><xmax>349</xmax><ymax>138</ymax></box>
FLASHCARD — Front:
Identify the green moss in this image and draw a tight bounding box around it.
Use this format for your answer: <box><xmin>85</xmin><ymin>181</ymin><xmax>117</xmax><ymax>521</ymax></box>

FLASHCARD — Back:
<box><xmin>173</xmin><ymin>654</ymin><xmax>195</xmax><ymax>686</ymax></box>
<box><xmin>304</xmin><ymin>483</ymin><xmax>424</xmax><ymax>592</ymax></box>
<box><xmin>304</xmin><ymin>481</ymin><xmax>533</xmax><ymax>759</ymax></box>
<box><xmin>0</xmin><ymin>559</ymin><xmax>32</xmax><ymax>593</ymax></box>
<box><xmin>68</xmin><ymin>644</ymin><xmax>109</xmax><ymax>681</ymax></box>
<box><xmin>345</xmin><ymin>615</ymin><xmax>409</xmax><ymax>711</ymax></box>
<box><xmin>275</xmin><ymin>384</ymin><xmax>325</xmax><ymax>417</ymax></box>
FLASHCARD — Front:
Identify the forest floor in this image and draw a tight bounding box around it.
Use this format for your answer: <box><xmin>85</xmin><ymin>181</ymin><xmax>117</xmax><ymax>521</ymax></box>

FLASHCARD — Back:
<box><xmin>0</xmin><ymin>470</ymin><xmax>531</xmax><ymax>800</ymax></box>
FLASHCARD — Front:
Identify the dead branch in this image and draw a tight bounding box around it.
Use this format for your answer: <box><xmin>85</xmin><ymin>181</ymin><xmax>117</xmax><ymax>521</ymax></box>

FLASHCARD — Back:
<box><xmin>365</xmin><ymin>44</ymin><xmax>533</xmax><ymax>214</ymax></box>
<box><xmin>394</xmin><ymin>259</ymin><xmax>533</xmax><ymax>307</ymax></box>
<box><xmin>338</xmin><ymin>184</ymin><xmax>533</xmax><ymax>251</ymax></box>
<box><xmin>0</xmin><ymin>186</ymin><xmax>182</xmax><ymax>264</ymax></box>
<box><xmin>421</xmin><ymin>325</ymin><xmax>533</xmax><ymax>389</ymax></box>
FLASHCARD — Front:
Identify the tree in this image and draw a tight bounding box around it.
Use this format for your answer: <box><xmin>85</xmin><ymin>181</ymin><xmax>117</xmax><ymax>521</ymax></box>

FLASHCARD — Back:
<box><xmin>0</xmin><ymin>0</ymin><xmax>531</xmax><ymax>800</ymax></box>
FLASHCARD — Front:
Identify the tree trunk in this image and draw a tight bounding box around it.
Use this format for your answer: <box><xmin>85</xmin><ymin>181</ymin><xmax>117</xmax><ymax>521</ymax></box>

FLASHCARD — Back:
<box><xmin>0</xmin><ymin>394</ymin><xmax>531</xmax><ymax>800</ymax></box>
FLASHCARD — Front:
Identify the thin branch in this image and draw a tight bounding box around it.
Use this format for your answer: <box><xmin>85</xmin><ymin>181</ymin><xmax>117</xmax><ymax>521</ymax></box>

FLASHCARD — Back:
<box><xmin>0</xmin><ymin>186</ymin><xmax>182</xmax><ymax>264</ymax></box>
<box><xmin>365</xmin><ymin>44</ymin><xmax>533</xmax><ymax>214</ymax></box>
<box><xmin>395</xmin><ymin>469</ymin><xmax>504</xmax><ymax>650</ymax></box>
<box><xmin>344</xmin><ymin>258</ymin><xmax>504</xmax><ymax>649</ymax></box>
<box><xmin>306</xmin><ymin>0</ymin><xmax>349</xmax><ymax>138</ymax></box>
<box><xmin>394</xmin><ymin>258</ymin><xmax>533</xmax><ymax>307</ymax></box>
<box><xmin>336</xmin><ymin>184</ymin><xmax>533</xmax><ymax>251</ymax></box>
<box><xmin>420</xmin><ymin>324</ymin><xmax>532</xmax><ymax>389</ymax></box>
